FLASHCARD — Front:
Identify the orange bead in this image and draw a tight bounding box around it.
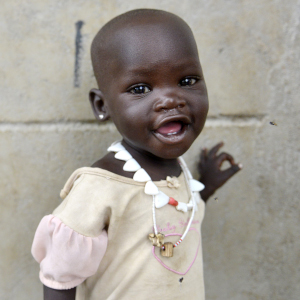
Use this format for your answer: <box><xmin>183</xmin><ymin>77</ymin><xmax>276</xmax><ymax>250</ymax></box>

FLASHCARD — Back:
<box><xmin>168</xmin><ymin>197</ymin><xmax>178</xmax><ymax>206</ymax></box>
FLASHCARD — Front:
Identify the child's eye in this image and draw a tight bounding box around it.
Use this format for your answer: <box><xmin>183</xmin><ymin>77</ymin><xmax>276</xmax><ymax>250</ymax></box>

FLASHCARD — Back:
<box><xmin>129</xmin><ymin>85</ymin><xmax>151</xmax><ymax>94</ymax></box>
<box><xmin>179</xmin><ymin>77</ymin><xmax>198</xmax><ymax>87</ymax></box>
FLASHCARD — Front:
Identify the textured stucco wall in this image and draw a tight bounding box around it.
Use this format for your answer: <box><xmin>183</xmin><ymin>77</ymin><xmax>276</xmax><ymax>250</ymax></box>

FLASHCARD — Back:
<box><xmin>1</xmin><ymin>1</ymin><xmax>299</xmax><ymax>299</ymax></box>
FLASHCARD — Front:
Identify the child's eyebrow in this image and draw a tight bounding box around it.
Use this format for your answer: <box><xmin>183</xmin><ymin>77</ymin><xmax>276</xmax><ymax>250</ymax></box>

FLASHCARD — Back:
<box><xmin>123</xmin><ymin>59</ymin><xmax>201</xmax><ymax>77</ymax></box>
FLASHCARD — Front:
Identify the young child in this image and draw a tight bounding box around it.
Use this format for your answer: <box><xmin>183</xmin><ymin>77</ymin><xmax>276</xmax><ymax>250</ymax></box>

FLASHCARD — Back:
<box><xmin>32</xmin><ymin>9</ymin><xmax>241</xmax><ymax>300</ymax></box>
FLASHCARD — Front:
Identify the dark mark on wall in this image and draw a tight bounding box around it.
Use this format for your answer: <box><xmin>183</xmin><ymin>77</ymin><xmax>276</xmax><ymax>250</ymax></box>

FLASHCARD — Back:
<box><xmin>74</xmin><ymin>20</ymin><xmax>85</xmax><ymax>88</ymax></box>
<box><xmin>270</xmin><ymin>121</ymin><xmax>277</xmax><ymax>126</ymax></box>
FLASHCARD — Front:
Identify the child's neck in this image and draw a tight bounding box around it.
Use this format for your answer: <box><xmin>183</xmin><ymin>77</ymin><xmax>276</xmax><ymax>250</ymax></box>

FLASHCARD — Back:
<box><xmin>122</xmin><ymin>140</ymin><xmax>182</xmax><ymax>181</ymax></box>
<box><xmin>91</xmin><ymin>140</ymin><xmax>182</xmax><ymax>181</ymax></box>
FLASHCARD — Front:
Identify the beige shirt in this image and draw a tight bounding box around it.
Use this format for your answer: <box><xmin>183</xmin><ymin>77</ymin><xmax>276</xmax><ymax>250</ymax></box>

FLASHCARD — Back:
<box><xmin>52</xmin><ymin>167</ymin><xmax>205</xmax><ymax>300</ymax></box>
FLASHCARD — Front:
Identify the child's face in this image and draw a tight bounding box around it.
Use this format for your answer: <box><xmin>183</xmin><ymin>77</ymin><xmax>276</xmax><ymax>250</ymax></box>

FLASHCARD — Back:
<box><xmin>99</xmin><ymin>20</ymin><xmax>208</xmax><ymax>159</ymax></box>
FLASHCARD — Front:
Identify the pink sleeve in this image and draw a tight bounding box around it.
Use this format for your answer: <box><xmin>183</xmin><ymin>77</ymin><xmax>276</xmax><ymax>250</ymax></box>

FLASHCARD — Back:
<box><xmin>31</xmin><ymin>215</ymin><xmax>108</xmax><ymax>290</ymax></box>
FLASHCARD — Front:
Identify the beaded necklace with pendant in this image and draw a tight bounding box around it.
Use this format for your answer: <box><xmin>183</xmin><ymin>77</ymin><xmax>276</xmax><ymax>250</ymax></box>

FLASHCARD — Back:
<box><xmin>107</xmin><ymin>141</ymin><xmax>205</xmax><ymax>257</ymax></box>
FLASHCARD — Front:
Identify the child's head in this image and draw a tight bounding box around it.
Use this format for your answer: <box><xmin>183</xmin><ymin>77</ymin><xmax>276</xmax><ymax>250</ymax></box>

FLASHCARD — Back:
<box><xmin>89</xmin><ymin>9</ymin><xmax>209</xmax><ymax>159</ymax></box>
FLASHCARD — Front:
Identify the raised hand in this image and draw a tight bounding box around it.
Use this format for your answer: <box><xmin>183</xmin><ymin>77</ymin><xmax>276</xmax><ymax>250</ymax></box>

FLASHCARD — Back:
<box><xmin>198</xmin><ymin>142</ymin><xmax>242</xmax><ymax>202</ymax></box>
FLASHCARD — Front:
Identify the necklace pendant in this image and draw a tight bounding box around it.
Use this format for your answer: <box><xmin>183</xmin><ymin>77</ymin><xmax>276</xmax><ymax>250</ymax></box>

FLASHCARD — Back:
<box><xmin>149</xmin><ymin>232</ymin><xmax>164</xmax><ymax>247</ymax></box>
<box><xmin>161</xmin><ymin>242</ymin><xmax>173</xmax><ymax>257</ymax></box>
<box><xmin>108</xmin><ymin>142</ymin><xmax>201</xmax><ymax>254</ymax></box>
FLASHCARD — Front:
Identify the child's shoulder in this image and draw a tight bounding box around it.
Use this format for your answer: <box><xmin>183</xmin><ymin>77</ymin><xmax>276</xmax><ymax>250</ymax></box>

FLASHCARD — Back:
<box><xmin>91</xmin><ymin>152</ymin><xmax>133</xmax><ymax>179</ymax></box>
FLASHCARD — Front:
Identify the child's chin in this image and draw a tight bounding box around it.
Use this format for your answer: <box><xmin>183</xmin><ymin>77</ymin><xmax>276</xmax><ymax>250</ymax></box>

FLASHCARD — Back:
<box><xmin>151</xmin><ymin>130</ymin><xmax>196</xmax><ymax>158</ymax></box>
<box><xmin>152</xmin><ymin>143</ymin><xmax>192</xmax><ymax>160</ymax></box>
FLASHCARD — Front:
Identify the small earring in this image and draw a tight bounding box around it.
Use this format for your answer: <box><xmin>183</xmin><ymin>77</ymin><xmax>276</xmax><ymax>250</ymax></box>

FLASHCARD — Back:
<box><xmin>99</xmin><ymin>114</ymin><xmax>104</xmax><ymax>119</ymax></box>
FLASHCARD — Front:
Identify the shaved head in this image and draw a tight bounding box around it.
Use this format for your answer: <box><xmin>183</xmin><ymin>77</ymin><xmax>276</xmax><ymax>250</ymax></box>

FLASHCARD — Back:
<box><xmin>89</xmin><ymin>9</ymin><xmax>208</xmax><ymax>160</ymax></box>
<box><xmin>91</xmin><ymin>9</ymin><xmax>198</xmax><ymax>92</ymax></box>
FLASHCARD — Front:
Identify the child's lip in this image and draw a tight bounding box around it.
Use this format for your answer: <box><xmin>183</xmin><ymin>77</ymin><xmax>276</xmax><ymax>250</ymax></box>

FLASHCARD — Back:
<box><xmin>152</xmin><ymin>115</ymin><xmax>191</xmax><ymax>144</ymax></box>
<box><xmin>153</xmin><ymin>115</ymin><xmax>191</xmax><ymax>131</ymax></box>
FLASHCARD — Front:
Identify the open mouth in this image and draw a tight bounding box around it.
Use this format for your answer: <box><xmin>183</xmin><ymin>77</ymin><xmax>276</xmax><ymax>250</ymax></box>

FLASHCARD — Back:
<box><xmin>153</xmin><ymin>119</ymin><xmax>190</xmax><ymax>144</ymax></box>
<box><xmin>155</xmin><ymin>121</ymin><xmax>184</xmax><ymax>136</ymax></box>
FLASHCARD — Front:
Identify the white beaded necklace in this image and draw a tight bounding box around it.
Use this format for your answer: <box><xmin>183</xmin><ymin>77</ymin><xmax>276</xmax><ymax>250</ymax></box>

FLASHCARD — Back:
<box><xmin>108</xmin><ymin>141</ymin><xmax>205</xmax><ymax>257</ymax></box>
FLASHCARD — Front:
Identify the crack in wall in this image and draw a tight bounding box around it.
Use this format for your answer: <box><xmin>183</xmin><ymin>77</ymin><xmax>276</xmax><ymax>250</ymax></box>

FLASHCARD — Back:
<box><xmin>0</xmin><ymin>115</ymin><xmax>266</xmax><ymax>132</ymax></box>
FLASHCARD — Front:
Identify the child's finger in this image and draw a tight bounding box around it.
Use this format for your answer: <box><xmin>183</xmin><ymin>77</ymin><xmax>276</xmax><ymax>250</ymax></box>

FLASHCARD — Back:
<box><xmin>200</xmin><ymin>148</ymin><xmax>207</xmax><ymax>162</ymax></box>
<box><xmin>198</xmin><ymin>148</ymin><xmax>207</xmax><ymax>171</ymax></box>
<box><xmin>221</xmin><ymin>163</ymin><xmax>242</xmax><ymax>179</ymax></box>
<box><xmin>216</xmin><ymin>152</ymin><xmax>235</xmax><ymax>167</ymax></box>
<box><xmin>208</xmin><ymin>142</ymin><xmax>224</xmax><ymax>158</ymax></box>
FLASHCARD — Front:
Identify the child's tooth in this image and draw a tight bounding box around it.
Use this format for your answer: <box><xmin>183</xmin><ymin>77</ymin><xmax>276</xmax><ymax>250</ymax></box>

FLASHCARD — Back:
<box><xmin>167</xmin><ymin>131</ymin><xmax>178</xmax><ymax>136</ymax></box>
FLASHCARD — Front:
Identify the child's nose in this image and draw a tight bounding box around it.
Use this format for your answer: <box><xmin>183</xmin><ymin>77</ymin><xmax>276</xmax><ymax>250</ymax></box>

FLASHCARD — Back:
<box><xmin>153</xmin><ymin>94</ymin><xmax>186</xmax><ymax>112</ymax></box>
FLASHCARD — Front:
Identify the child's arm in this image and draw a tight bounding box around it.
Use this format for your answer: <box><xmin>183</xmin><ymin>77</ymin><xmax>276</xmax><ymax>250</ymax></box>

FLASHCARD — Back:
<box><xmin>44</xmin><ymin>285</ymin><xmax>76</xmax><ymax>300</ymax></box>
<box><xmin>198</xmin><ymin>142</ymin><xmax>242</xmax><ymax>202</ymax></box>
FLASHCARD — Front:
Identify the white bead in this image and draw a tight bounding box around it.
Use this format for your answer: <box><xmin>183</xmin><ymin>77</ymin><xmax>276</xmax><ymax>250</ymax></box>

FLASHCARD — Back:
<box><xmin>144</xmin><ymin>181</ymin><xmax>159</xmax><ymax>195</ymax></box>
<box><xmin>187</xmin><ymin>199</ymin><xmax>197</xmax><ymax>211</ymax></box>
<box><xmin>114</xmin><ymin>150</ymin><xmax>132</xmax><ymax>161</ymax></box>
<box><xmin>123</xmin><ymin>158</ymin><xmax>141</xmax><ymax>172</ymax></box>
<box><xmin>189</xmin><ymin>179</ymin><xmax>205</xmax><ymax>192</ymax></box>
<box><xmin>176</xmin><ymin>202</ymin><xmax>188</xmax><ymax>213</ymax></box>
<box><xmin>194</xmin><ymin>193</ymin><xmax>200</xmax><ymax>204</ymax></box>
<box><xmin>133</xmin><ymin>168</ymin><xmax>151</xmax><ymax>182</ymax></box>
<box><xmin>154</xmin><ymin>191</ymin><xmax>169</xmax><ymax>208</ymax></box>
<box><xmin>107</xmin><ymin>142</ymin><xmax>125</xmax><ymax>152</ymax></box>
<box><xmin>187</xmin><ymin>200</ymin><xmax>193</xmax><ymax>210</ymax></box>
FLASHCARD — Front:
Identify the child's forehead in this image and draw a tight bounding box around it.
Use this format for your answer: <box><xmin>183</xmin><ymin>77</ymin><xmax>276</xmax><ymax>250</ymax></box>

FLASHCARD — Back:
<box><xmin>108</xmin><ymin>20</ymin><xmax>199</xmax><ymax>68</ymax></box>
<box><xmin>91</xmin><ymin>10</ymin><xmax>200</xmax><ymax>89</ymax></box>
<box><xmin>111</xmin><ymin>17</ymin><xmax>195</xmax><ymax>48</ymax></box>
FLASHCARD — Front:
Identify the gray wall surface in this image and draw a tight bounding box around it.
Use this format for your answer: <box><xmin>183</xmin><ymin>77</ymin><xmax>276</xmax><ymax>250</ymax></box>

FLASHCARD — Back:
<box><xmin>1</xmin><ymin>1</ymin><xmax>299</xmax><ymax>299</ymax></box>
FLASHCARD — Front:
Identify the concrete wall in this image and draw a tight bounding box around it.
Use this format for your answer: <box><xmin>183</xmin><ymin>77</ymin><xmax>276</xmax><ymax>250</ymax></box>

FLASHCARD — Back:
<box><xmin>1</xmin><ymin>1</ymin><xmax>299</xmax><ymax>299</ymax></box>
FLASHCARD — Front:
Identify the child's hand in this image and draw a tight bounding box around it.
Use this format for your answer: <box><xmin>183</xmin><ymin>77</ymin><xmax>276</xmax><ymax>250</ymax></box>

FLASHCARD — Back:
<box><xmin>198</xmin><ymin>142</ymin><xmax>242</xmax><ymax>202</ymax></box>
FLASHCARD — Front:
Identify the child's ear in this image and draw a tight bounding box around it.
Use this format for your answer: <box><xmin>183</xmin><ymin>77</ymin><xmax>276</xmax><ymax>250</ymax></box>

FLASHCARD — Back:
<box><xmin>89</xmin><ymin>89</ymin><xmax>110</xmax><ymax>121</ymax></box>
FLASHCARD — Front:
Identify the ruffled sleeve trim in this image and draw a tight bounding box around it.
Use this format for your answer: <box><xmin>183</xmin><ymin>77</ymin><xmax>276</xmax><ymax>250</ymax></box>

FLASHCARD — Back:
<box><xmin>39</xmin><ymin>271</ymin><xmax>85</xmax><ymax>290</ymax></box>
<box><xmin>32</xmin><ymin>215</ymin><xmax>108</xmax><ymax>290</ymax></box>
